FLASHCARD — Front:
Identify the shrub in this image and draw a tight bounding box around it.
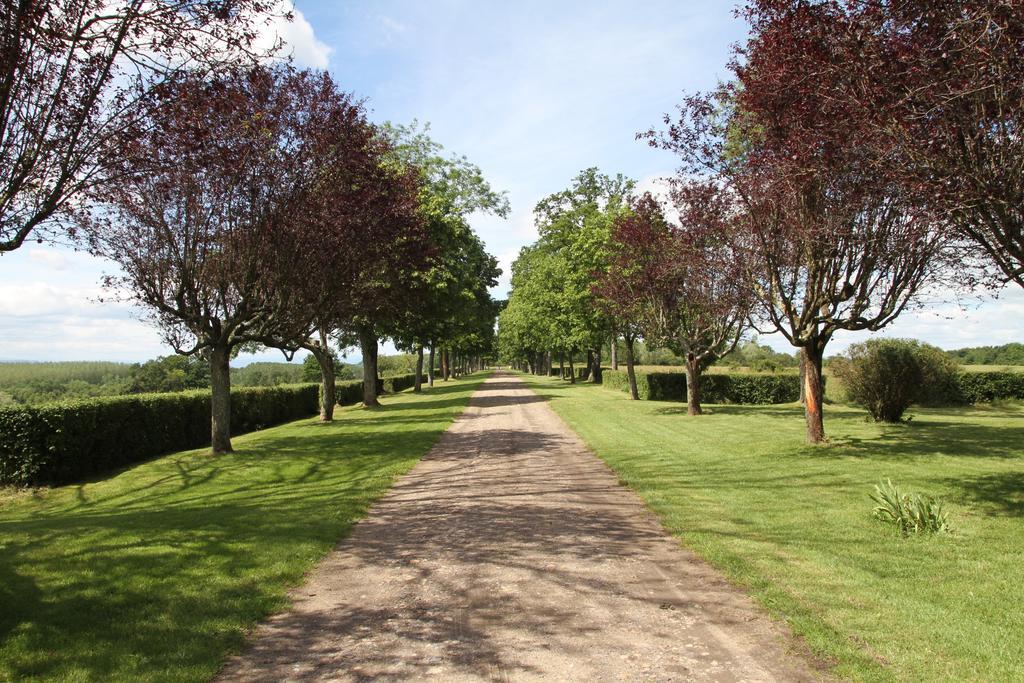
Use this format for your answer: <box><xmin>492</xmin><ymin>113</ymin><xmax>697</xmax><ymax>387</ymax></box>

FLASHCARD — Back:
<box><xmin>831</xmin><ymin>340</ymin><xmax>921</xmax><ymax>422</ymax></box>
<box><xmin>831</xmin><ymin>339</ymin><xmax>960</xmax><ymax>421</ymax></box>
<box><xmin>914</xmin><ymin>344</ymin><xmax>966</xmax><ymax>406</ymax></box>
<box><xmin>0</xmin><ymin>384</ymin><xmax>319</xmax><ymax>487</ymax></box>
<box><xmin>601</xmin><ymin>369</ymin><xmax>804</xmax><ymax>404</ymax></box>
<box><xmin>870</xmin><ymin>479</ymin><xmax>949</xmax><ymax>536</ymax></box>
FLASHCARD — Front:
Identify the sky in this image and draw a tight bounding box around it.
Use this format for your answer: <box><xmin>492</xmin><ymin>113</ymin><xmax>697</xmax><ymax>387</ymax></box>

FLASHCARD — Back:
<box><xmin>0</xmin><ymin>0</ymin><xmax>1019</xmax><ymax>364</ymax></box>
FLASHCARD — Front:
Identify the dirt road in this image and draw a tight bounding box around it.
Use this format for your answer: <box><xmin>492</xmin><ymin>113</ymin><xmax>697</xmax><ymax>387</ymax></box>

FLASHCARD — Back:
<box><xmin>218</xmin><ymin>371</ymin><xmax>822</xmax><ymax>682</ymax></box>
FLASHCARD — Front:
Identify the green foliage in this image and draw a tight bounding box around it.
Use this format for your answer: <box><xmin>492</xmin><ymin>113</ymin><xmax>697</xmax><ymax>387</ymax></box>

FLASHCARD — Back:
<box><xmin>0</xmin><ymin>361</ymin><xmax>132</xmax><ymax>386</ymax></box>
<box><xmin>603</xmin><ymin>338</ymin><xmax>799</xmax><ymax>371</ymax></box>
<box><xmin>377</xmin><ymin>354</ymin><xmax>418</xmax><ymax>376</ymax></box>
<box><xmin>957</xmin><ymin>371</ymin><xmax>1024</xmax><ymax>404</ymax></box>
<box><xmin>230</xmin><ymin>361</ymin><xmax>302</xmax><ymax>387</ymax></box>
<box><xmin>299</xmin><ymin>354</ymin><xmax>357</xmax><ymax>383</ymax></box>
<box><xmin>0</xmin><ymin>361</ymin><xmax>133</xmax><ymax>404</ymax></box>
<box><xmin>831</xmin><ymin>339</ymin><xmax>961</xmax><ymax>421</ymax></box>
<box><xmin>0</xmin><ymin>384</ymin><xmax>319</xmax><ymax>486</ymax></box>
<box><xmin>602</xmin><ymin>369</ymin><xmax>803</xmax><ymax>404</ymax></box>
<box><xmin>130</xmin><ymin>355</ymin><xmax>211</xmax><ymax>392</ymax></box>
<box><xmin>499</xmin><ymin>169</ymin><xmax>634</xmax><ymax>365</ymax></box>
<box><xmin>381</xmin><ymin>121</ymin><xmax>504</xmax><ymax>361</ymax></box>
<box><xmin>381</xmin><ymin>373</ymin><xmax>421</xmax><ymax>394</ymax></box>
<box><xmin>948</xmin><ymin>342</ymin><xmax>1024</xmax><ymax>366</ymax></box>
<box><xmin>871</xmin><ymin>480</ymin><xmax>949</xmax><ymax>536</ymax></box>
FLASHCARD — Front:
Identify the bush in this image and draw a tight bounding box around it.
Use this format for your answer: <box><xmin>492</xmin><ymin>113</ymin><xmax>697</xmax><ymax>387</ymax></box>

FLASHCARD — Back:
<box><xmin>0</xmin><ymin>384</ymin><xmax>319</xmax><ymax>487</ymax></box>
<box><xmin>831</xmin><ymin>339</ymin><xmax>960</xmax><ymax>422</ymax></box>
<box><xmin>870</xmin><ymin>479</ymin><xmax>949</xmax><ymax>536</ymax></box>
<box><xmin>601</xmin><ymin>369</ymin><xmax>805</xmax><ymax>404</ymax></box>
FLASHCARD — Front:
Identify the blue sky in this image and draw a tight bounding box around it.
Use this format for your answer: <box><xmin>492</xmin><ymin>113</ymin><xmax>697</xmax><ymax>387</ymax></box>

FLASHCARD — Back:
<box><xmin>0</xmin><ymin>1</ymin><xmax>1019</xmax><ymax>363</ymax></box>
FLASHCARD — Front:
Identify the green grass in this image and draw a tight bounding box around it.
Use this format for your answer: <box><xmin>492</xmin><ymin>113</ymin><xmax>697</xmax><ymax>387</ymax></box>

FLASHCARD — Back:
<box><xmin>0</xmin><ymin>373</ymin><xmax>488</xmax><ymax>682</ymax></box>
<box><xmin>961</xmin><ymin>364</ymin><xmax>1024</xmax><ymax>373</ymax></box>
<box><xmin>523</xmin><ymin>373</ymin><xmax>1024</xmax><ymax>682</ymax></box>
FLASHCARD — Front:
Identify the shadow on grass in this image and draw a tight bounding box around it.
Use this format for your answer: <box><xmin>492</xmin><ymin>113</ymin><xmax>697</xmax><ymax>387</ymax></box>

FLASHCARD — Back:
<box><xmin>944</xmin><ymin>471</ymin><xmax>1024</xmax><ymax>517</ymax></box>
<box><xmin>644</xmin><ymin>401</ymin><xmax>1023</xmax><ymax>461</ymax></box>
<box><xmin>0</xmin><ymin>378</ymin><xmax>485</xmax><ymax>682</ymax></box>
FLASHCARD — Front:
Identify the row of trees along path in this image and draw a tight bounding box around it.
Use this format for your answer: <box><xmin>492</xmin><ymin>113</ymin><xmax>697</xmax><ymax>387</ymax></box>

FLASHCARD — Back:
<box><xmin>500</xmin><ymin>0</ymin><xmax>1023</xmax><ymax>444</ymax></box>
<box><xmin>0</xmin><ymin>3</ymin><xmax>507</xmax><ymax>454</ymax></box>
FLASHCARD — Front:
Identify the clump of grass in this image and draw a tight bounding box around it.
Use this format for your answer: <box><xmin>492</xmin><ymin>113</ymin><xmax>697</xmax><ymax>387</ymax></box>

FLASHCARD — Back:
<box><xmin>870</xmin><ymin>479</ymin><xmax>949</xmax><ymax>535</ymax></box>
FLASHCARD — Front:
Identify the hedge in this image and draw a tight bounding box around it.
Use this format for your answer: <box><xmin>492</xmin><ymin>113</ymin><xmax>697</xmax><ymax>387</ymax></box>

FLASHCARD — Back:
<box><xmin>602</xmin><ymin>368</ymin><xmax>1023</xmax><ymax>406</ymax></box>
<box><xmin>0</xmin><ymin>384</ymin><xmax>319</xmax><ymax>487</ymax></box>
<box><xmin>953</xmin><ymin>371</ymin><xmax>1024</xmax><ymax>404</ymax></box>
<box><xmin>0</xmin><ymin>372</ymin><xmax>429</xmax><ymax>487</ymax></box>
<box><xmin>602</xmin><ymin>369</ymin><xmax>805</xmax><ymax>404</ymax></box>
<box><xmin>381</xmin><ymin>373</ymin><xmax>421</xmax><ymax>394</ymax></box>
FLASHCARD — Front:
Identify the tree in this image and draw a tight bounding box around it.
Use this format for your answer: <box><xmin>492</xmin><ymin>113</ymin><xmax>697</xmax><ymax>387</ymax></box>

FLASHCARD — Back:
<box><xmin>87</xmin><ymin>66</ymin><xmax>350</xmax><ymax>453</ymax></box>
<box><xmin>741</xmin><ymin>1</ymin><xmax>1024</xmax><ymax>288</ymax></box>
<box><xmin>645</xmin><ymin>34</ymin><xmax>954</xmax><ymax>441</ymax></box>
<box><xmin>256</xmin><ymin>114</ymin><xmax>425</xmax><ymax>419</ymax></box>
<box><xmin>380</xmin><ymin>121</ymin><xmax>507</xmax><ymax>392</ymax></box>
<box><xmin>594</xmin><ymin>195</ymin><xmax>665</xmax><ymax>400</ymax></box>
<box><xmin>128</xmin><ymin>355</ymin><xmax>209</xmax><ymax>393</ymax></box>
<box><xmin>0</xmin><ymin>0</ymin><xmax>283</xmax><ymax>256</ymax></box>
<box><xmin>499</xmin><ymin>243</ymin><xmax>590</xmax><ymax>381</ymax></box>
<box><xmin>631</xmin><ymin>186</ymin><xmax>752</xmax><ymax>415</ymax></box>
<box><xmin>533</xmin><ymin>168</ymin><xmax>634</xmax><ymax>383</ymax></box>
<box><xmin>302</xmin><ymin>352</ymin><xmax>352</xmax><ymax>383</ymax></box>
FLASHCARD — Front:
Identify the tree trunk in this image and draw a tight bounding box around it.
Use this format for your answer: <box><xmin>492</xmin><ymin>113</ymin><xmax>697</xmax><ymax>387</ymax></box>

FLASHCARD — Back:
<box><xmin>209</xmin><ymin>343</ymin><xmax>233</xmax><ymax>454</ymax></box>
<box><xmin>685</xmin><ymin>354</ymin><xmax>703</xmax><ymax>416</ymax></box>
<box><xmin>559</xmin><ymin>350</ymin><xmax>565</xmax><ymax>379</ymax></box>
<box><xmin>624</xmin><ymin>336</ymin><xmax>639</xmax><ymax>400</ymax></box>
<box><xmin>568</xmin><ymin>352</ymin><xmax>576</xmax><ymax>384</ymax></box>
<box><xmin>360</xmin><ymin>329</ymin><xmax>380</xmax><ymax>407</ymax></box>
<box><xmin>801</xmin><ymin>345</ymin><xmax>826</xmax><ymax>443</ymax></box>
<box><xmin>583</xmin><ymin>349</ymin><xmax>593</xmax><ymax>382</ymax></box>
<box><xmin>591</xmin><ymin>346</ymin><xmax>603</xmax><ymax>383</ymax></box>
<box><xmin>799</xmin><ymin>356</ymin><xmax>807</xmax><ymax>405</ymax></box>
<box><xmin>428</xmin><ymin>345</ymin><xmax>435</xmax><ymax>387</ymax></box>
<box><xmin>610</xmin><ymin>335</ymin><xmax>618</xmax><ymax>370</ymax></box>
<box><xmin>443</xmin><ymin>349</ymin><xmax>450</xmax><ymax>380</ymax></box>
<box><xmin>313</xmin><ymin>347</ymin><xmax>336</xmax><ymax>421</ymax></box>
<box><xmin>414</xmin><ymin>345</ymin><xmax>424</xmax><ymax>393</ymax></box>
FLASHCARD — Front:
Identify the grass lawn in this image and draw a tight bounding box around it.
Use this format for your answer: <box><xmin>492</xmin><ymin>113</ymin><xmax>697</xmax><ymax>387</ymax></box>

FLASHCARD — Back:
<box><xmin>523</xmin><ymin>373</ymin><xmax>1023</xmax><ymax>682</ymax></box>
<box><xmin>0</xmin><ymin>373</ymin><xmax>487</xmax><ymax>682</ymax></box>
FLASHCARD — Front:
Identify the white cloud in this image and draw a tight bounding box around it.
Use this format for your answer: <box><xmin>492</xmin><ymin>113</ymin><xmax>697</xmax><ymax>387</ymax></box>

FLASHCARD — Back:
<box><xmin>27</xmin><ymin>248</ymin><xmax>69</xmax><ymax>271</ymax></box>
<box><xmin>0</xmin><ymin>282</ymin><xmax>115</xmax><ymax>318</ymax></box>
<box><xmin>755</xmin><ymin>286</ymin><xmax>1024</xmax><ymax>355</ymax></box>
<box><xmin>258</xmin><ymin>2</ymin><xmax>333</xmax><ymax>69</ymax></box>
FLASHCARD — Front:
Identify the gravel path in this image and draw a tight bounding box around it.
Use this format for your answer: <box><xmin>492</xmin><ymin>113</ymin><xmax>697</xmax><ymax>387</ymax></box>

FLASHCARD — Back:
<box><xmin>218</xmin><ymin>371</ymin><xmax>822</xmax><ymax>682</ymax></box>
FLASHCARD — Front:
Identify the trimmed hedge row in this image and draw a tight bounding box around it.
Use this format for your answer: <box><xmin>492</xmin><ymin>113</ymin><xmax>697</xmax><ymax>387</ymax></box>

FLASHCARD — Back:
<box><xmin>0</xmin><ymin>384</ymin><xmax>319</xmax><ymax>487</ymax></box>
<box><xmin>602</xmin><ymin>369</ymin><xmax>805</xmax><ymax>404</ymax></box>
<box><xmin>955</xmin><ymin>371</ymin><xmax>1024</xmax><ymax>404</ymax></box>
<box><xmin>0</xmin><ymin>372</ymin><xmax>426</xmax><ymax>487</ymax></box>
<box><xmin>602</xmin><ymin>368</ymin><xmax>1023</xmax><ymax>406</ymax></box>
<box><xmin>382</xmin><ymin>373</ymin><xmax>421</xmax><ymax>394</ymax></box>
<box><xmin>329</xmin><ymin>373</ymin><xmax>422</xmax><ymax>405</ymax></box>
